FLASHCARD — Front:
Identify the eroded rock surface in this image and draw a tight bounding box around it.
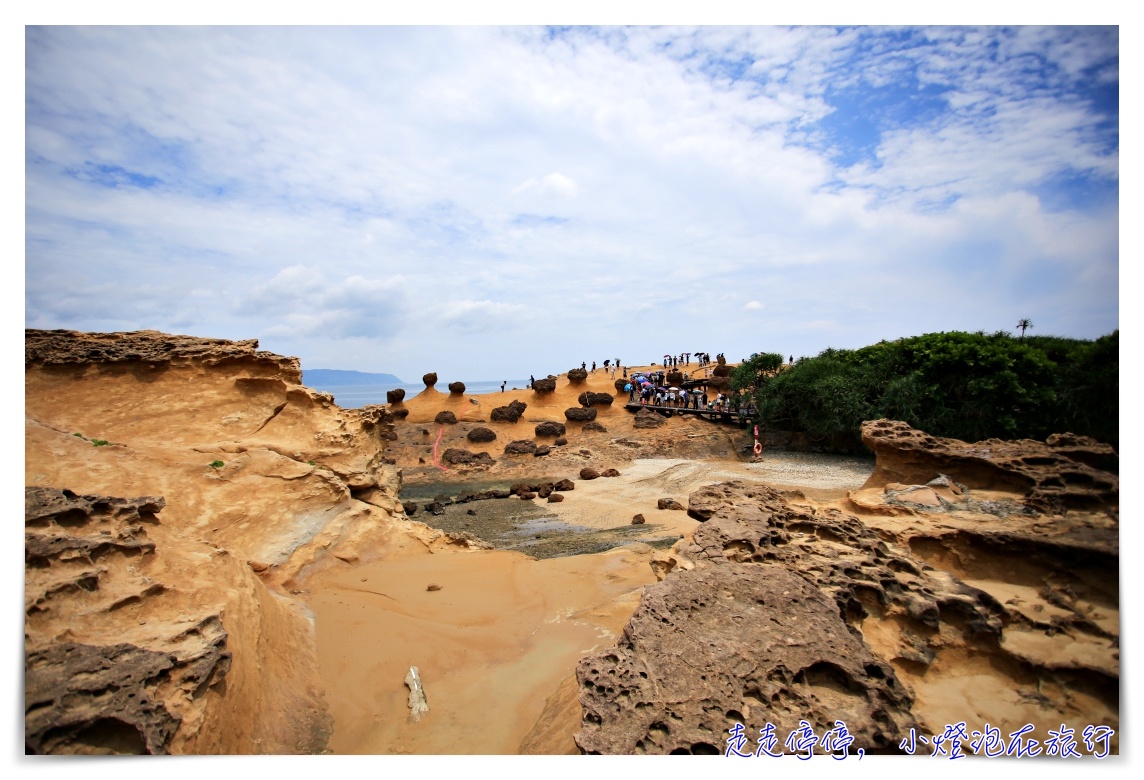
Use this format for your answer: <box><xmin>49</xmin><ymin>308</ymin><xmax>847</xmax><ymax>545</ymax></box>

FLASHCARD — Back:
<box><xmin>860</xmin><ymin>419</ymin><xmax>1118</xmax><ymax>513</ymax></box>
<box><xmin>576</xmin><ymin>564</ymin><xmax>914</xmax><ymax>754</ymax></box>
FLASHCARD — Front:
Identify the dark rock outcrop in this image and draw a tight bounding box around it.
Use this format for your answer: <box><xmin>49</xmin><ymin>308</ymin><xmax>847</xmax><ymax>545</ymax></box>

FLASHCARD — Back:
<box><xmin>448</xmin><ymin>381</ymin><xmax>466</xmax><ymax>395</ymax></box>
<box><xmin>665</xmin><ymin>370</ymin><xmax>684</xmax><ymax>386</ymax></box>
<box><xmin>580</xmin><ymin>467</ymin><xmax>600</xmax><ymax>480</ymax></box>
<box><xmin>554</xmin><ymin>436</ymin><xmax>568</xmax><ymax>446</ymax></box>
<box><xmin>466</xmin><ymin>427</ymin><xmax>497</xmax><ymax>443</ymax></box>
<box><xmin>534</xmin><ymin>445</ymin><xmax>551</xmax><ymax>457</ymax></box>
<box><xmin>504</xmin><ymin>440</ymin><xmax>538</xmax><ymax>456</ymax></box>
<box><xmin>567</xmin><ymin>368</ymin><xmax>588</xmax><ymax>385</ymax></box>
<box><xmin>860</xmin><ymin>419</ymin><xmax>1119</xmax><ymax>513</ymax></box>
<box><xmin>548</xmin><ymin>493</ymin><xmax>564</xmax><ymax>503</ymax></box>
<box><xmin>632</xmin><ymin>409</ymin><xmax>665</xmax><ymax>429</ymax></box>
<box><xmin>631</xmin><ymin>514</ymin><xmax>645</xmax><ymax>525</ymax></box>
<box><xmin>434</xmin><ymin>411</ymin><xmax>457</xmax><ymax>425</ymax></box>
<box><xmin>601</xmin><ymin>468</ymin><xmax>620</xmax><ymax>478</ymax></box>
<box><xmin>535</xmin><ymin>421</ymin><xmax>566</xmax><ymax>437</ymax></box>
<box><xmin>577</xmin><ymin>391</ymin><xmax>614</xmax><ymax>407</ymax></box>
<box><xmin>614</xmin><ymin>379</ymin><xmax>629</xmax><ymax>393</ymax></box>
<box><xmin>440</xmin><ymin>449</ymin><xmax>494</xmax><ymax>467</ymax></box>
<box><xmin>554</xmin><ymin>479</ymin><xmax>575</xmax><ymax>491</ymax></box>
<box><xmin>491</xmin><ymin>400</ymin><xmax>527</xmax><ymax>423</ymax></box>
<box><xmin>565</xmin><ymin>407</ymin><xmax>597</xmax><ymax>423</ymax></box>
<box><xmin>423</xmin><ymin>372</ymin><xmax>438</xmax><ymax>388</ymax></box>
<box><xmin>583</xmin><ymin>421</ymin><xmax>607</xmax><ymax>433</ymax></box>
<box><xmin>532</xmin><ymin>377</ymin><xmax>557</xmax><ymax>395</ymax></box>
<box><xmin>657</xmin><ymin>498</ymin><xmax>685</xmax><ymax>511</ymax></box>
<box><xmin>386</xmin><ymin>388</ymin><xmax>406</xmax><ymax>404</ymax></box>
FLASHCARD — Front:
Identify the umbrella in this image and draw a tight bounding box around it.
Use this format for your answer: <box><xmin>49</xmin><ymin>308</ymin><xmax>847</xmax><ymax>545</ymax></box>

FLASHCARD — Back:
<box><xmin>669</xmin><ymin>387</ymin><xmax>679</xmax><ymax>391</ymax></box>
<box><xmin>624</xmin><ymin>384</ymin><xmax>632</xmax><ymax>391</ymax></box>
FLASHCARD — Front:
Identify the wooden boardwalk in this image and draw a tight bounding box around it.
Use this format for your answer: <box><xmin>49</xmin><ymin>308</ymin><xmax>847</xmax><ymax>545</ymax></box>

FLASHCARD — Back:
<box><xmin>624</xmin><ymin>401</ymin><xmax>754</xmax><ymax>424</ymax></box>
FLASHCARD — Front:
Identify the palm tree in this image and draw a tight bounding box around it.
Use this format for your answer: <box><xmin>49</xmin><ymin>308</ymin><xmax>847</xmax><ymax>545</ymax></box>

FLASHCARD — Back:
<box><xmin>1016</xmin><ymin>318</ymin><xmax>1033</xmax><ymax>339</ymax></box>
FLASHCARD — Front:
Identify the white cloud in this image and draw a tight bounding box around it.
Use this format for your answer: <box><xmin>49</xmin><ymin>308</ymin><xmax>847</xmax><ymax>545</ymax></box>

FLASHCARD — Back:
<box><xmin>24</xmin><ymin>25</ymin><xmax>1118</xmax><ymax>379</ymax></box>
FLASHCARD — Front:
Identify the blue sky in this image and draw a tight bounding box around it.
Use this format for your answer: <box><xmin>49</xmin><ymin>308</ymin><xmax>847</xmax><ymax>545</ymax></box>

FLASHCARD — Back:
<box><xmin>24</xmin><ymin>23</ymin><xmax>1119</xmax><ymax>381</ymax></box>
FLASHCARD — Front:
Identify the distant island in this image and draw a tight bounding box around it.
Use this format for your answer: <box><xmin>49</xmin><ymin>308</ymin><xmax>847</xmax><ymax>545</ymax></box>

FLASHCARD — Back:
<box><xmin>302</xmin><ymin>369</ymin><xmax>404</xmax><ymax>385</ymax></box>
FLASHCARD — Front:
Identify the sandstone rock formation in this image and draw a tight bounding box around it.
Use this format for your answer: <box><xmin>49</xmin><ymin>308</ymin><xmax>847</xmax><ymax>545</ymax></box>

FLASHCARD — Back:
<box><xmin>860</xmin><ymin>419</ymin><xmax>1118</xmax><ymax>513</ymax></box>
<box><xmin>565</xmin><ymin>407</ymin><xmax>597</xmax><ymax>422</ymax></box>
<box><xmin>614</xmin><ymin>378</ymin><xmax>629</xmax><ymax>393</ymax></box>
<box><xmin>578</xmin><ymin>423</ymin><xmax>1119</xmax><ymax>756</ymax></box>
<box><xmin>24</xmin><ymin>329</ymin><xmax>476</xmax><ymax>754</ymax></box>
<box><xmin>491</xmin><ymin>400</ymin><xmax>527</xmax><ymax>423</ymax></box>
<box><xmin>567</xmin><ymin>368</ymin><xmax>588</xmax><ymax>385</ymax></box>
<box><xmin>422</xmin><ymin>372</ymin><xmax>438</xmax><ymax>388</ymax></box>
<box><xmin>466</xmin><ymin>427</ymin><xmax>497</xmax><ymax>443</ymax></box>
<box><xmin>434</xmin><ymin>411</ymin><xmax>457</xmax><ymax>425</ymax></box>
<box><xmin>535</xmin><ymin>421</ymin><xmax>566</xmax><ymax>437</ymax></box>
<box><xmin>583</xmin><ymin>421</ymin><xmax>607</xmax><ymax>433</ymax></box>
<box><xmin>532</xmin><ymin>377</ymin><xmax>557</xmax><ymax>395</ymax></box>
<box><xmin>386</xmin><ymin>388</ymin><xmax>406</xmax><ymax>404</ymax></box>
<box><xmin>665</xmin><ymin>370</ymin><xmax>684</xmax><ymax>386</ymax></box>
<box><xmin>657</xmin><ymin>498</ymin><xmax>684</xmax><ymax>511</ymax></box>
<box><xmin>448</xmin><ymin>381</ymin><xmax>466</xmax><ymax>395</ymax></box>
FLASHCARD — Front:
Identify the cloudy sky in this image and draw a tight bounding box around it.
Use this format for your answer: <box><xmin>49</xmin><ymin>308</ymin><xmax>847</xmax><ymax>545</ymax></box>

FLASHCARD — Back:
<box><xmin>25</xmin><ymin>24</ymin><xmax>1119</xmax><ymax>382</ymax></box>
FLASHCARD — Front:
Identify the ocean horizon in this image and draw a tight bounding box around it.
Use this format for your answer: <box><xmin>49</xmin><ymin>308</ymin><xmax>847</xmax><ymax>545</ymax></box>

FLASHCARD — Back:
<box><xmin>304</xmin><ymin>378</ymin><xmax>533</xmax><ymax>408</ymax></box>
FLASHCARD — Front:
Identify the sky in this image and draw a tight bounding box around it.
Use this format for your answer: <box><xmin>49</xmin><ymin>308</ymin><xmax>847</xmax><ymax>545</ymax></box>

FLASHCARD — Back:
<box><xmin>24</xmin><ymin>22</ymin><xmax>1120</xmax><ymax>382</ymax></box>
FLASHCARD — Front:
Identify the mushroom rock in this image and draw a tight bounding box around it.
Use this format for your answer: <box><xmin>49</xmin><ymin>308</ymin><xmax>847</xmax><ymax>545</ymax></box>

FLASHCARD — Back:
<box><xmin>441</xmin><ymin>449</ymin><xmax>494</xmax><ymax>467</ymax></box>
<box><xmin>535</xmin><ymin>421</ymin><xmax>566</xmax><ymax>437</ymax></box>
<box><xmin>666</xmin><ymin>370</ymin><xmax>684</xmax><ymax>386</ymax></box>
<box><xmin>614</xmin><ymin>378</ymin><xmax>629</xmax><ymax>393</ymax></box>
<box><xmin>423</xmin><ymin>372</ymin><xmax>438</xmax><ymax>388</ymax></box>
<box><xmin>712</xmin><ymin>364</ymin><xmax>731</xmax><ymax>378</ymax></box>
<box><xmin>565</xmin><ymin>407</ymin><xmax>597</xmax><ymax>422</ymax></box>
<box><xmin>448</xmin><ymin>381</ymin><xmax>466</xmax><ymax>395</ymax></box>
<box><xmin>491</xmin><ymin>400</ymin><xmax>528</xmax><ymax>423</ymax></box>
<box><xmin>704</xmin><ymin>376</ymin><xmax>730</xmax><ymax>391</ymax></box>
<box><xmin>434</xmin><ymin>411</ymin><xmax>457</xmax><ymax>425</ymax></box>
<box><xmin>533</xmin><ymin>377</ymin><xmax>557</xmax><ymax>395</ymax></box>
<box><xmin>567</xmin><ymin>368</ymin><xmax>588</xmax><ymax>385</ymax></box>
<box><xmin>386</xmin><ymin>388</ymin><xmax>406</xmax><ymax>404</ymax></box>
<box><xmin>466</xmin><ymin>427</ymin><xmax>497</xmax><ymax>443</ymax></box>
<box><xmin>577</xmin><ymin>391</ymin><xmax>614</xmax><ymax>407</ymax></box>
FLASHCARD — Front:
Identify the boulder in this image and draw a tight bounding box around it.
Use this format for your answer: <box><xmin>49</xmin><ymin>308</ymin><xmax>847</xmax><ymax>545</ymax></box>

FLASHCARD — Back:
<box><xmin>535</xmin><ymin>421</ymin><xmax>566</xmax><ymax>437</ymax></box>
<box><xmin>504</xmin><ymin>440</ymin><xmax>538</xmax><ymax>456</ymax></box>
<box><xmin>537</xmin><ymin>483</ymin><xmax>554</xmax><ymax>498</ymax></box>
<box><xmin>448</xmin><ymin>381</ymin><xmax>466</xmax><ymax>395</ymax></box>
<box><xmin>425</xmin><ymin>502</ymin><xmax>445</xmax><ymax>516</ymax></box>
<box><xmin>554</xmin><ymin>436</ymin><xmax>568</xmax><ymax>446</ymax></box>
<box><xmin>466</xmin><ymin>427</ymin><xmax>497</xmax><ymax>443</ymax></box>
<box><xmin>440</xmin><ymin>449</ymin><xmax>495</xmax><ymax>467</ymax></box>
<box><xmin>491</xmin><ymin>400</ymin><xmax>528</xmax><ymax>423</ymax></box>
<box><xmin>601</xmin><ymin>468</ymin><xmax>621</xmax><ymax>478</ymax></box>
<box><xmin>568</xmin><ymin>368</ymin><xmax>588</xmax><ymax>385</ymax></box>
<box><xmin>386</xmin><ymin>388</ymin><xmax>406</xmax><ymax>404</ymax></box>
<box><xmin>402</xmin><ymin>501</ymin><xmax>418</xmax><ymax>515</ymax></box>
<box><xmin>434</xmin><ymin>411</ymin><xmax>457</xmax><ymax>425</ymax></box>
<box><xmin>554</xmin><ymin>479</ymin><xmax>575</xmax><ymax>491</ymax></box>
<box><xmin>631</xmin><ymin>513</ymin><xmax>646</xmax><ymax>525</ymax></box>
<box><xmin>658</xmin><ymin>498</ymin><xmax>685</xmax><ymax>511</ymax></box>
<box><xmin>548</xmin><ymin>493</ymin><xmax>565</xmax><ymax>503</ymax></box>
<box><xmin>533</xmin><ymin>377</ymin><xmax>557</xmax><ymax>395</ymax></box>
<box><xmin>712</xmin><ymin>364</ymin><xmax>731</xmax><ymax>377</ymax></box>
<box><xmin>577</xmin><ymin>391</ymin><xmax>614</xmax><ymax>407</ymax></box>
<box><xmin>583</xmin><ymin>421</ymin><xmax>607</xmax><ymax>433</ymax></box>
<box><xmin>534</xmin><ymin>445</ymin><xmax>551</xmax><ymax>457</ymax></box>
<box><xmin>565</xmin><ymin>407</ymin><xmax>598</xmax><ymax>422</ymax></box>
<box><xmin>423</xmin><ymin>372</ymin><xmax>438</xmax><ymax>388</ymax></box>
<box><xmin>580</xmin><ymin>467</ymin><xmax>600</xmax><ymax>480</ymax></box>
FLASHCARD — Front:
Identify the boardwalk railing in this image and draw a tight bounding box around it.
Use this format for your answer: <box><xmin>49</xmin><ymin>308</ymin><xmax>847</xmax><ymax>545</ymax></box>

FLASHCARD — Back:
<box><xmin>624</xmin><ymin>401</ymin><xmax>755</xmax><ymax>424</ymax></box>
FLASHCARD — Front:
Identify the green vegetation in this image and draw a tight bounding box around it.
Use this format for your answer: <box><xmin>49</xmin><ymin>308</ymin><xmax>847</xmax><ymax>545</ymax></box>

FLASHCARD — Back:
<box><xmin>742</xmin><ymin>330</ymin><xmax>1118</xmax><ymax>447</ymax></box>
<box><xmin>210</xmin><ymin>460</ymin><xmax>224</xmax><ymax>468</ymax></box>
<box><xmin>91</xmin><ymin>439</ymin><xmax>111</xmax><ymax>447</ymax></box>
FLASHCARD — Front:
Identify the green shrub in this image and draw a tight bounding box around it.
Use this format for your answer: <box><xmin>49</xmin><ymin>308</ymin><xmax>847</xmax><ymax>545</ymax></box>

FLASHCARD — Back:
<box><xmin>210</xmin><ymin>460</ymin><xmax>224</xmax><ymax>468</ymax></box>
<box><xmin>91</xmin><ymin>439</ymin><xmax>110</xmax><ymax>447</ymax></box>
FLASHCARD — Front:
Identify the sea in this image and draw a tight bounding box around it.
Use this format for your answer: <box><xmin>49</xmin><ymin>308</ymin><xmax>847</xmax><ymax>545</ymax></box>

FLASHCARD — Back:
<box><xmin>302</xmin><ymin>378</ymin><xmax>533</xmax><ymax>409</ymax></box>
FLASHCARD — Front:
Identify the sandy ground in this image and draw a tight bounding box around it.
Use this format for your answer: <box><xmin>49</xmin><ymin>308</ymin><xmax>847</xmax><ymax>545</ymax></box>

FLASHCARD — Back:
<box><xmin>299</xmin><ymin>450</ymin><xmax>877</xmax><ymax>754</ymax></box>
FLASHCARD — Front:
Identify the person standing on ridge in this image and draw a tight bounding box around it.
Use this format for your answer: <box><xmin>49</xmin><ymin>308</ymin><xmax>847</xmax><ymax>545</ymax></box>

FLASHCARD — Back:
<box><xmin>529</xmin><ymin>375</ymin><xmax>535</xmax><ymax>389</ymax></box>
